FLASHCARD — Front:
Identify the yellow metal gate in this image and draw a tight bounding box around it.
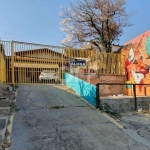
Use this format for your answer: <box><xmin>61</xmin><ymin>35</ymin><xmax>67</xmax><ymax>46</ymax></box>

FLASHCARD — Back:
<box><xmin>0</xmin><ymin>41</ymin><xmax>67</xmax><ymax>84</ymax></box>
<box><xmin>0</xmin><ymin>40</ymin><xmax>122</xmax><ymax>84</ymax></box>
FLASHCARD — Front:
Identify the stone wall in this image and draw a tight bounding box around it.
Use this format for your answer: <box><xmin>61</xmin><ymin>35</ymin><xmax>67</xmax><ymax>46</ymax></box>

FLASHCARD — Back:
<box><xmin>101</xmin><ymin>96</ymin><xmax>150</xmax><ymax>113</ymax></box>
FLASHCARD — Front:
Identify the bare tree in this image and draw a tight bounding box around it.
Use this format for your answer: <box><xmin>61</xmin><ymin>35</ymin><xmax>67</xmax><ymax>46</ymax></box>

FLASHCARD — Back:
<box><xmin>60</xmin><ymin>0</ymin><xmax>132</xmax><ymax>53</ymax></box>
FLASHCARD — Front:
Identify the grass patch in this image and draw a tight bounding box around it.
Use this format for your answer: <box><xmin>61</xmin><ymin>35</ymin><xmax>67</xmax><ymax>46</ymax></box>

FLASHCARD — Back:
<box><xmin>9</xmin><ymin>102</ymin><xmax>19</xmax><ymax>112</ymax></box>
<box><xmin>99</xmin><ymin>103</ymin><xmax>121</xmax><ymax>118</ymax></box>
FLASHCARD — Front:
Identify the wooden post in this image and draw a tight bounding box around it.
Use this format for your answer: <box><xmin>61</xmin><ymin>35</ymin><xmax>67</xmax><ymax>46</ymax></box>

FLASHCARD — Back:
<box><xmin>11</xmin><ymin>41</ymin><xmax>14</xmax><ymax>85</ymax></box>
<box><xmin>115</xmin><ymin>54</ymin><xmax>120</xmax><ymax>75</ymax></box>
<box><xmin>107</xmin><ymin>54</ymin><xmax>111</xmax><ymax>74</ymax></box>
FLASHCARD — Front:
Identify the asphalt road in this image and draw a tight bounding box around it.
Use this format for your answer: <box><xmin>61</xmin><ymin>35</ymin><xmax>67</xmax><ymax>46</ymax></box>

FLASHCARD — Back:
<box><xmin>10</xmin><ymin>84</ymin><xmax>150</xmax><ymax>150</ymax></box>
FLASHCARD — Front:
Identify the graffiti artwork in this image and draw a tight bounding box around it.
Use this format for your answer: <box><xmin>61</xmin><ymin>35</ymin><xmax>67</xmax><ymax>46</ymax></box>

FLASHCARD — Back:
<box><xmin>121</xmin><ymin>30</ymin><xmax>150</xmax><ymax>95</ymax></box>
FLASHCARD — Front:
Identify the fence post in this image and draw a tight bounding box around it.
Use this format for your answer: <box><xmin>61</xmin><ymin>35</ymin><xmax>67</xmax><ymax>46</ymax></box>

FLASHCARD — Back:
<box><xmin>115</xmin><ymin>54</ymin><xmax>120</xmax><ymax>75</ymax></box>
<box><xmin>96</xmin><ymin>83</ymin><xmax>100</xmax><ymax>108</ymax></box>
<box><xmin>133</xmin><ymin>84</ymin><xmax>137</xmax><ymax>111</ymax></box>
<box><xmin>11</xmin><ymin>41</ymin><xmax>14</xmax><ymax>85</ymax></box>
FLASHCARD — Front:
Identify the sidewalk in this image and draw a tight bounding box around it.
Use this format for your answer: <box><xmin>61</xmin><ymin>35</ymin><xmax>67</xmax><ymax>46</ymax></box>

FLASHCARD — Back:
<box><xmin>120</xmin><ymin>112</ymin><xmax>150</xmax><ymax>147</ymax></box>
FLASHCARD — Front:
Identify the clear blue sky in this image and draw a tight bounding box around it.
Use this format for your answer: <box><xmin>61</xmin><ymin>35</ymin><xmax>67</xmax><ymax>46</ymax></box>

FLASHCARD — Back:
<box><xmin>0</xmin><ymin>0</ymin><xmax>150</xmax><ymax>46</ymax></box>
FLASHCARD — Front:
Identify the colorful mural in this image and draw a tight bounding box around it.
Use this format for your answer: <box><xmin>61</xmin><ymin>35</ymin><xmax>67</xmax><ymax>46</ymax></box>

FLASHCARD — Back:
<box><xmin>121</xmin><ymin>30</ymin><xmax>150</xmax><ymax>96</ymax></box>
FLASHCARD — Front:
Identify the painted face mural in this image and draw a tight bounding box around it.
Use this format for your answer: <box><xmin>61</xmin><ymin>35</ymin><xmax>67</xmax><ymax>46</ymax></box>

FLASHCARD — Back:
<box><xmin>128</xmin><ymin>48</ymin><xmax>134</xmax><ymax>62</ymax></box>
<box><xmin>131</xmin><ymin>70</ymin><xmax>144</xmax><ymax>84</ymax></box>
<box><xmin>123</xmin><ymin>36</ymin><xmax>150</xmax><ymax>93</ymax></box>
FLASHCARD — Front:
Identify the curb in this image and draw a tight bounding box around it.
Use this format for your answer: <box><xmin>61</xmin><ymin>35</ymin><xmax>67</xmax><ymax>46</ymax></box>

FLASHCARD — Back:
<box><xmin>120</xmin><ymin>118</ymin><xmax>150</xmax><ymax>126</ymax></box>
<box><xmin>4</xmin><ymin>113</ymin><xmax>14</xmax><ymax>150</ymax></box>
<box><xmin>101</xmin><ymin>112</ymin><xmax>124</xmax><ymax>130</ymax></box>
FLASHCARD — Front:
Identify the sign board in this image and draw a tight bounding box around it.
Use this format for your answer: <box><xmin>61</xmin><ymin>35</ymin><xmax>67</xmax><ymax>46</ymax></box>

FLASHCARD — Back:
<box><xmin>70</xmin><ymin>58</ymin><xmax>86</xmax><ymax>66</ymax></box>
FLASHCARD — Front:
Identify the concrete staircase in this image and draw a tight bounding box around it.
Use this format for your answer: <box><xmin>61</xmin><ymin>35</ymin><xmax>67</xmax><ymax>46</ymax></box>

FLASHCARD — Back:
<box><xmin>0</xmin><ymin>83</ymin><xmax>16</xmax><ymax>149</ymax></box>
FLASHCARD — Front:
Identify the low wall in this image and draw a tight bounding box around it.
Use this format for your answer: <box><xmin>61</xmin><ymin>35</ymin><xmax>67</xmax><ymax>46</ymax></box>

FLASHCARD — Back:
<box><xmin>101</xmin><ymin>96</ymin><xmax>150</xmax><ymax>113</ymax></box>
<box><xmin>75</xmin><ymin>74</ymin><xmax>126</xmax><ymax>96</ymax></box>
<box><xmin>64</xmin><ymin>73</ymin><xmax>150</xmax><ymax>113</ymax></box>
<box><xmin>64</xmin><ymin>73</ymin><xmax>96</xmax><ymax>107</ymax></box>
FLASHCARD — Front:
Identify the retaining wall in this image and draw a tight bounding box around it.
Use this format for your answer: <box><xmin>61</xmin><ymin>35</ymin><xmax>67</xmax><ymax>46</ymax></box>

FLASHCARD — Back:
<box><xmin>64</xmin><ymin>73</ymin><xmax>96</xmax><ymax>107</ymax></box>
<box><xmin>101</xmin><ymin>96</ymin><xmax>150</xmax><ymax>113</ymax></box>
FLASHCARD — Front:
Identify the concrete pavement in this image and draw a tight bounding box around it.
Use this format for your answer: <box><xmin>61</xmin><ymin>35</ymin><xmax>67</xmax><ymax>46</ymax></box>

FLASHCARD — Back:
<box><xmin>10</xmin><ymin>84</ymin><xmax>150</xmax><ymax>150</ymax></box>
<box><xmin>120</xmin><ymin>112</ymin><xmax>150</xmax><ymax>148</ymax></box>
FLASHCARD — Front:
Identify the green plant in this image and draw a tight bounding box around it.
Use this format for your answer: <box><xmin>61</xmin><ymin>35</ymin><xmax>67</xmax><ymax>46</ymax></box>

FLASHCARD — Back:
<box><xmin>99</xmin><ymin>103</ymin><xmax>119</xmax><ymax>117</ymax></box>
<box><xmin>9</xmin><ymin>102</ymin><xmax>19</xmax><ymax>112</ymax></box>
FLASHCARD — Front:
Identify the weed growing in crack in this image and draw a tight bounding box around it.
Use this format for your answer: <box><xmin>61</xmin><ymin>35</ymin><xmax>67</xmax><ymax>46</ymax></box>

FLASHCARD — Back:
<box><xmin>9</xmin><ymin>101</ymin><xmax>19</xmax><ymax>112</ymax></box>
<box><xmin>99</xmin><ymin>103</ymin><xmax>121</xmax><ymax>118</ymax></box>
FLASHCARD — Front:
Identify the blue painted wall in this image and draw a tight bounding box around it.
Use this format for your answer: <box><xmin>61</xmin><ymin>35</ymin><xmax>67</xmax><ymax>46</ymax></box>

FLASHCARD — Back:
<box><xmin>64</xmin><ymin>73</ymin><xmax>96</xmax><ymax>107</ymax></box>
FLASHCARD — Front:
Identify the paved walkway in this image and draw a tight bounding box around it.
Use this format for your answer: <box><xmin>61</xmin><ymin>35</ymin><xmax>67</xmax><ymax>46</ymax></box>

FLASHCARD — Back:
<box><xmin>10</xmin><ymin>84</ymin><xmax>149</xmax><ymax>150</ymax></box>
<box><xmin>120</xmin><ymin>112</ymin><xmax>150</xmax><ymax>147</ymax></box>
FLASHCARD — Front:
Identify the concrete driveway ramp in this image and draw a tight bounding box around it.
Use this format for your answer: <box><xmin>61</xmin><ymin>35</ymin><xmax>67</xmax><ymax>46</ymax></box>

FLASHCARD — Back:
<box><xmin>9</xmin><ymin>85</ymin><xmax>150</xmax><ymax>150</ymax></box>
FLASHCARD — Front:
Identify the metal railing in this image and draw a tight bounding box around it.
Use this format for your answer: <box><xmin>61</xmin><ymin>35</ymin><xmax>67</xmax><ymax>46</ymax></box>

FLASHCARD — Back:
<box><xmin>96</xmin><ymin>83</ymin><xmax>150</xmax><ymax>111</ymax></box>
